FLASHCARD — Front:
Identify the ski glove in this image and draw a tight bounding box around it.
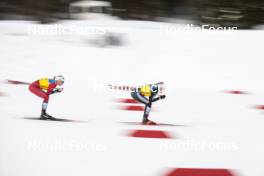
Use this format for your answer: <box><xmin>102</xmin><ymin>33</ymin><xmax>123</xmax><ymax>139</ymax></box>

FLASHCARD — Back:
<box><xmin>50</xmin><ymin>88</ymin><xmax>63</xmax><ymax>94</ymax></box>
<box><xmin>160</xmin><ymin>95</ymin><xmax>166</xmax><ymax>99</ymax></box>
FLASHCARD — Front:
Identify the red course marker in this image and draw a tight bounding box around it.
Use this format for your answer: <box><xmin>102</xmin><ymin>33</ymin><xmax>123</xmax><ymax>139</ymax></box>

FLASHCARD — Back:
<box><xmin>255</xmin><ymin>105</ymin><xmax>264</xmax><ymax>110</ymax></box>
<box><xmin>223</xmin><ymin>90</ymin><xmax>249</xmax><ymax>95</ymax></box>
<box><xmin>165</xmin><ymin>168</ymin><xmax>235</xmax><ymax>176</ymax></box>
<box><xmin>121</xmin><ymin>105</ymin><xmax>145</xmax><ymax>111</ymax></box>
<box><xmin>128</xmin><ymin>130</ymin><xmax>173</xmax><ymax>139</ymax></box>
<box><xmin>116</xmin><ymin>98</ymin><xmax>140</xmax><ymax>104</ymax></box>
<box><xmin>115</xmin><ymin>98</ymin><xmax>157</xmax><ymax>111</ymax></box>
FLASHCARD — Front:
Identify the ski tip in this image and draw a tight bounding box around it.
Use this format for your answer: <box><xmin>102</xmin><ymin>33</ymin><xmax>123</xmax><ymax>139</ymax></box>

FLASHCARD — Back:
<box><xmin>222</xmin><ymin>90</ymin><xmax>250</xmax><ymax>95</ymax></box>
<box><xmin>254</xmin><ymin>105</ymin><xmax>264</xmax><ymax>110</ymax></box>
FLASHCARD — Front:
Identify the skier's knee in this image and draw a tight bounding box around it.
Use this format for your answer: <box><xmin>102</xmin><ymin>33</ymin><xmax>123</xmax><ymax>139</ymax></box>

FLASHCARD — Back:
<box><xmin>29</xmin><ymin>84</ymin><xmax>35</xmax><ymax>93</ymax></box>
<box><xmin>131</xmin><ymin>92</ymin><xmax>137</xmax><ymax>100</ymax></box>
<box><xmin>43</xmin><ymin>95</ymin><xmax>49</xmax><ymax>102</ymax></box>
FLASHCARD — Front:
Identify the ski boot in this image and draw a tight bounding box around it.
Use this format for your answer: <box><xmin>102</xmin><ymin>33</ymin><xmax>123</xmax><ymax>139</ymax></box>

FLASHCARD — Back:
<box><xmin>142</xmin><ymin>118</ymin><xmax>157</xmax><ymax>125</ymax></box>
<box><xmin>40</xmin><ymin>111</ymin><xmax>56</xmax><ymax>120</ymax></box>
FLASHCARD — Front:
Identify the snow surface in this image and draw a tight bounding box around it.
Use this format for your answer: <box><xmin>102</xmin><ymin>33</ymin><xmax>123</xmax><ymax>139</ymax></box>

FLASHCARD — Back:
<box><xmin>0</xmin><ymin>19</ymin><xmax>264</xmax><ymax>176</ymax></box>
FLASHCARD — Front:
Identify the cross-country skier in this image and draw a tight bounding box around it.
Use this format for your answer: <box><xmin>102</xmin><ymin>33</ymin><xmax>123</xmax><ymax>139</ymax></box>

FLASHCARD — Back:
<box><xmin>131</xmin><ymin>82</ymin><xmax>166</xmax><ymax>125</ymax></box>
<box><xmin>29</xmin><ymin>75</ymin><xmax>64</xmax><ymax>119</ymax></box>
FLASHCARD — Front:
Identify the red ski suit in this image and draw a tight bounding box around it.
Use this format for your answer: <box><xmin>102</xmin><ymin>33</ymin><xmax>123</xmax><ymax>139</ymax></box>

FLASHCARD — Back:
<box><xmin>29</xmin><ymin>78</ymin><xmax>57</xmax><ymax>102</ymax></box>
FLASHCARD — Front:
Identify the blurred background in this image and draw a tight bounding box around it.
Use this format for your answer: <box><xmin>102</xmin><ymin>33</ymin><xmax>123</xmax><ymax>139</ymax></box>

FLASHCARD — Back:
<box><xmin>0</xmin><ymin>0</ymin><xmax>264</xmax><ymax>28</ymax></box>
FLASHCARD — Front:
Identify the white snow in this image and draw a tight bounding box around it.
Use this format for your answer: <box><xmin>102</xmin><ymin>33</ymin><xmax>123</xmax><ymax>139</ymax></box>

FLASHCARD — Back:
<box><xmin>0</xmin><ymin>19</ymin><xmax>264</xmax><ymax>176</ymax></box>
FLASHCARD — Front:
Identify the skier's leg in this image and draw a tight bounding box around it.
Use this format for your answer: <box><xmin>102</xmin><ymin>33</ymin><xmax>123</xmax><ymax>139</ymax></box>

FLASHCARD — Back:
<box><xmin>41</xmin><ymin>100</ymin><xmax>49</xmax><ymax>116</ymax></box>
<box><xmin>131</xmin><ymin>92</ymin><xmax>154</xmax><ymax>123</ymax></box>
<box><xmin>40</xmin><ymin>94</ymin><xmax>55</xmax><ymax>119</ymax></box>
<box><xmin>29</xmin><ymin>85</ymin><xmax>51</xmax><ymax>118</ymax></box>
<box><xmin>131</xmin><ymin>92</ymin><xmax>149</xmax><ymax>105</ymax></box>
<box><xmin>29</xmin><ymin>85</ymin><xmax>48</xmax><ymax>99</ymax></box>
<box><xmin>143</xmin><ymin>97</ymin><xmax>158</xmax><ymax>124</ymax></box>
<box><xmin>142</xmin><ymin>104</ymin><xmax>152</xmax><ymax>123</ymax></box>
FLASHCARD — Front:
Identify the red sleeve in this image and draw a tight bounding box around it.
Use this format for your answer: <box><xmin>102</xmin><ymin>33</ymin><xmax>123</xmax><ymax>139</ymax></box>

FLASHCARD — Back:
<box><xmin>47</xmin><ymin>83</ymin><xmax>57</xmax><ymax>94</ymax></box>
<box><xmin>30</xmin><ymin>80</ymin><xmax>40</xmax><ymax>88</ymax></box>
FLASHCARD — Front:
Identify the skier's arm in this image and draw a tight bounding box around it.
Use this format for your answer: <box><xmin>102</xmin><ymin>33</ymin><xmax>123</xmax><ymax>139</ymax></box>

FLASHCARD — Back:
<box><xmin>49</xmin><ymin>88</ymin><xmax>63</xmax><ymax>94</ymax></box>
<box><xmin>47</xmin><ymin>83</ymin><xmax>63</xmax><ymax>95</ymax></box>
<box><xmin>152</xmin><ymin>95</ymin><xmax>166</xmax><ymax>102</ymax></box>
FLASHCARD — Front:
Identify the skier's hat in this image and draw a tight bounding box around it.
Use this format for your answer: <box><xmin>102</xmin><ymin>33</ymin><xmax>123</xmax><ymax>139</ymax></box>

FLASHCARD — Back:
<box><xmin>54</xmin><ymin>75</ymin><xmax>64</xmax><ymax>84</ymax></box>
